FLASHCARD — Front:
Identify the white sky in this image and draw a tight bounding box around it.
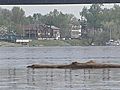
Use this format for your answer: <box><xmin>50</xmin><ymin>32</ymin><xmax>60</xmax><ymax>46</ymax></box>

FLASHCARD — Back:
<box><xmin>0</xmin><ymin>4</ymin><xmax>117</xmax><ymax>19</ymax></box>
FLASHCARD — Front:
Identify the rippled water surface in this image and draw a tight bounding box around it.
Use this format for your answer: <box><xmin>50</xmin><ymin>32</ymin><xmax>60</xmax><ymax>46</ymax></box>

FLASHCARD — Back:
<box><xmin>0</xmin><ymin>46</ymin><xmax>120</xmax><ymax>90</ymax></box>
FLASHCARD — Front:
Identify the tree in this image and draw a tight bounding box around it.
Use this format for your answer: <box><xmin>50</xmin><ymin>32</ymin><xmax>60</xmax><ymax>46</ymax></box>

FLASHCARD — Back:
<box><xmin>11</xmin><ymin>7</ymin><xmax>25</xmax><ymax>34</ymax></box>
<box><xmin>80</xmin><ymin>4</ymin><xmax>110</xmax><ymax>45</ymax></box>
<box><xmin>11</xmin><ymin>7</ymin><xmax>25</xmax><ymax>24</ymax></box>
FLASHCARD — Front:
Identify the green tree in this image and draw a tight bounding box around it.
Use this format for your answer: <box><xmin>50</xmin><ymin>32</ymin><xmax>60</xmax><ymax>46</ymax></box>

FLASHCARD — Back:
<box><xmin>11</xmin><ymin>7</ymin><xmax>25</xmax><ymax>24</ymax></box>
<box><xmin>11</xmin><ymin>7</ymin><xmax>25</xmax><ymax>34</ymax></box>
<box><xmin>80</xmin><ymin>4</ymin><xmax>110</xmax><ymax>45</ymax></box>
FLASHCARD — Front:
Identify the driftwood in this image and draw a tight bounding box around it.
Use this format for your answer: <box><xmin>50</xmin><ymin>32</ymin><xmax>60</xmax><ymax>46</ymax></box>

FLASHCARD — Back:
<box><xmin>27</xmin><ymin>60</ymin><xmax>120</xmax><ymax>69</ymax></box>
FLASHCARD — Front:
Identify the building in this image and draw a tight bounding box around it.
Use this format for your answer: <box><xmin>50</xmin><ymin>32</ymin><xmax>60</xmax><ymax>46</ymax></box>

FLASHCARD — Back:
<box><xmin>71</xmin><ymin>29</ymin><xmax>81</xmax><ymax>39</ymax></box>
<box><xmin>71</xmin><ymin>25</ymin><xmax>81</xmax><ymax>39</ymax></box>
<box><xmin>23</xmin><ymin>24</ymin><xmax>60</xmax><ymax>40</ymax></box>
<box><xmin>47</xmin><ymin>26</ymin><xmax>60</xmax><ymax>40</ymax></box>
<box><xmin>23</xmin><ymin>24</ymin><xmax>38</xmax><ymax>39</ymax></box>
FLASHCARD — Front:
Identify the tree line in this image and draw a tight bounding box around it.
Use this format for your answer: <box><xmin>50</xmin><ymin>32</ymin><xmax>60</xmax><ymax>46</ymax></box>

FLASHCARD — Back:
<box><xmin>0</xmin><ymin>7</ymin><xmax>80</xmax><ymax>38</ymax></box>
<box><xmin>0</xmin><ymin>4</ymin><xmax>120</xmax><ymax>45</ymax></box>
<box><xmin>80</xmin><ymin>4</ymin><xmax>120</xmax><ymax>45</ymax></box>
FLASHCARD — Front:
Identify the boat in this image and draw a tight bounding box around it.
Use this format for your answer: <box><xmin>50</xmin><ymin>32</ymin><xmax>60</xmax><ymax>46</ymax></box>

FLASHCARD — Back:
<box><xmin>27</xmin><ymin>60</ymin><xmax>120</xmax><ymax>69</ymax></box>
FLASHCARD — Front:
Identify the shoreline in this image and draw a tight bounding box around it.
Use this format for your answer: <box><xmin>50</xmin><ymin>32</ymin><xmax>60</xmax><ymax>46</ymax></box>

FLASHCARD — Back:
<box><xmin>0</xmin><ymin>41</ymin><xmax>22</xmax><ymax>47</ymax></box>
<box><xmin>1</xmin><ymin>40</ymin><xmax>120</xmax><ymax>47</ymax></box>
<box><xmin>0</xmin><ymin>40</ymin><xmax>84</xmax><ymax>47</ymax></box>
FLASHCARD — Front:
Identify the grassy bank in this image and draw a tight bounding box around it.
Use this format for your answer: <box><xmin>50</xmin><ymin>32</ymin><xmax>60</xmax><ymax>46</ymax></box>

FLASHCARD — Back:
<box><xmin>29</xmin><ymin>40</ymin><xmax>70</xmax><ymax>46</ymax></box>
<box><xmin>0</xmin><ymin>39</ymin><xmax>85</xmax><ymax>47</ymax></box>
<box><xmin>0</xmin><ymin>41</ymin><xmax>22</xmax><ymax>47</ymax></box>
<box><xmin>64</xmin><ymin>39</ymin><xmax>85</xmax><ymax>46</ymax></box>
<box><xmin>29</xmin><ymin>39</ymin><xmax>84</xmax><ymax>46</ymax></box>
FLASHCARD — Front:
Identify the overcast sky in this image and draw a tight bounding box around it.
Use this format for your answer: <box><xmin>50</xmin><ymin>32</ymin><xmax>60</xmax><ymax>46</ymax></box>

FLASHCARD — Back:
<box><xmin>0</xmin><ymin>4</ymin><xmax>117</xmax><ymax>19</ymax></box>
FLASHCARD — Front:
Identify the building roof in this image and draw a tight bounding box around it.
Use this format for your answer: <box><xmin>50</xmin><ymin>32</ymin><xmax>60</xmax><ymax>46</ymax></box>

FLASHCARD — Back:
<box><xmin>23</xmin><ymin>24</ymin><xmax>60</xmax><ymax>31</ymax></box>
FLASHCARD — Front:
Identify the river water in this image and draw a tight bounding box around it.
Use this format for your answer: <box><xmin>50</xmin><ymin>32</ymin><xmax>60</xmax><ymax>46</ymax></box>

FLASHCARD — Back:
<box><xmin>0</xmin><ymin>46</ymin><xmax>120</xmax><ymax>90</ymax></box>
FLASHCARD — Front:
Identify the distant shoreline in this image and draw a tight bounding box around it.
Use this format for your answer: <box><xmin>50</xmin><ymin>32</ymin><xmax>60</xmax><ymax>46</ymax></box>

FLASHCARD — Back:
<box><xmin>0</xmin><ymin>40</ymin><xmax>85</xmax><ymax>47</ymax></box>
<box><xmin>1</xmin><ymin>40</ymin><xmax>119</xmax><ymax>47</ymax></box>
<box><xmin>0</xmin><ymin>41</ymin><xmax>22</xmax><ymax>47</ymax></box>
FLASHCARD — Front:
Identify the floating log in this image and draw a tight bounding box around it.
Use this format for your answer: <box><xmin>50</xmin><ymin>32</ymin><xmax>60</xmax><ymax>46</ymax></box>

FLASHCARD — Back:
<box><xmin>27</xmin><ymin>60</ymin><xmax>120</xmax><ymax>69</ymax></box>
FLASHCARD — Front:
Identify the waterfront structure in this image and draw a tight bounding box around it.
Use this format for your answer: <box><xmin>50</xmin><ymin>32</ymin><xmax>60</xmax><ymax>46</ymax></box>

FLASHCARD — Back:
<box><xmin>16</xmin><ymin>39</ymin><xmax>31</xmax><ymax>45</ymax></box>
<box><xmin>23</xmin><ymin>24</ymin><xmax>60</xmax><ymax>40</ymax></box>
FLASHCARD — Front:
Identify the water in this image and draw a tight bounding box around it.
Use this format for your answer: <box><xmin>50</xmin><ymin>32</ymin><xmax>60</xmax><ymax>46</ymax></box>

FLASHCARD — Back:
<box><xmin>0</xmin><ymin>46</ymin><xmax>120</xmax><ymax>90</ymax></box>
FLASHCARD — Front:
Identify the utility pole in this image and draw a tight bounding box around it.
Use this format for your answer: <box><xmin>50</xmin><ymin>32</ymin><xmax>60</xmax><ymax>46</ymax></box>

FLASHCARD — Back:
<box><xmin>110</xmin><ymin>28</ymin><xmax>112</xmax><ymax>41</ymax></box>
<box><xmin>28</xmin><ymin>20</ymin><xmax>31</xmax><ymax>47</ymax></box>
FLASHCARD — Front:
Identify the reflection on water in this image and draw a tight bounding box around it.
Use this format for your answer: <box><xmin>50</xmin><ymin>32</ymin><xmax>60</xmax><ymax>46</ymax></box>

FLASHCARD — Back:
<box><xmin>1</xmin><ymin>68</ymin><xmax>120</xmax><ymax>90</ymax></box>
